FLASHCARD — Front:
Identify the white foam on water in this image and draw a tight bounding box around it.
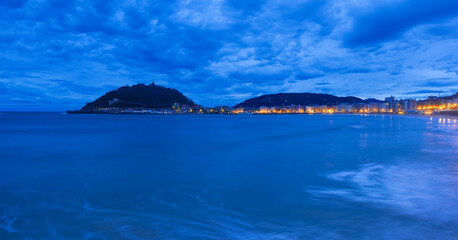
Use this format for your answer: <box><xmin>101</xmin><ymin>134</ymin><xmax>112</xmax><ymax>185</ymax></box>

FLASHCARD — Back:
<box><xmin>308</xmin><ymin>163</ymin><xmax>458</xmax><ymax>222</ymax></box>
<box><xmin>77</xmin><ymin>200</ymin><xmax>299</xmax><ymax>240</ymax></box>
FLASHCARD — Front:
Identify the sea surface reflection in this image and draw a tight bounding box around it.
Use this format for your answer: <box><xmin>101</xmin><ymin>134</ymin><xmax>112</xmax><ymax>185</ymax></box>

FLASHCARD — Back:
<box><xmin>0</xmin><ymin>113</ymin><xmax>456</xmax><ymax>239</ymax></box>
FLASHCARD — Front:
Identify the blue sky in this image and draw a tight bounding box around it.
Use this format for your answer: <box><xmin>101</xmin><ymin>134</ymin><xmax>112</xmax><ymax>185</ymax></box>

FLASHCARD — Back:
<box><xmin>1</xmin><ymin>0</ymin><xmax>457</xmax><ymax>110</ymax></box>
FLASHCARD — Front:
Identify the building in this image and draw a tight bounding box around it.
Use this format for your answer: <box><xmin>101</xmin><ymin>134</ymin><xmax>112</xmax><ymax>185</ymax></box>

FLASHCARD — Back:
<box><xmin>400</xmin><ymin>99</ymin><xmax>417</xmax><ymax>112</ymax></box>
<box><xmin>385</xmin><ymin>96</ymin><xmax>398</xmax><ymax>112</ymax></box>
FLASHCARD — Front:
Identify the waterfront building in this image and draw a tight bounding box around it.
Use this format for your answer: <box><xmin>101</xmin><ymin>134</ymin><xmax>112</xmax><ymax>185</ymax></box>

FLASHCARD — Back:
<box><xmin>368</xmin><ymin>103</ymin><xmax>380</xmax><ymax>112</ymax></box>
<box><xmin>336</xmin><ymin>104</ymin><xmax>352</xmax><ymax>113</ymax></box>
<box><xmin>320</xmin><ymin>105</ymin><xmax>328</xmax><ymax>113</ymax></box>
<box><xmin>401</xmin><ymin>99</ymin><xmax>417</xmax><ymax>112</ymax></box>
<box><xmin>385</xmin><ymin>96</ymin><xmax>398</xmax><ymax>112</ymax></box>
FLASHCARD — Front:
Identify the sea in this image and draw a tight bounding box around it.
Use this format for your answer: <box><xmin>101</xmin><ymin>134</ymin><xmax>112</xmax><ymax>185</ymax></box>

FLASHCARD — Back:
<box><xmin>0</xmin><ymin>112</ymin><xmax>457</xmax><ymax>240</ymax></box>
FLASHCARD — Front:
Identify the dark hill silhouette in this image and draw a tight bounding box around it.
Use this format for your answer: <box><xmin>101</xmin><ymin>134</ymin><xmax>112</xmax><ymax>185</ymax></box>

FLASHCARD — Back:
<box><xmin>234</xmin><ymin>93</ymin><xmax>377</xmax><ymax>108</ymax></box>
<box><xmin>79</xmin><ymin>83</ymin><xmax>195</xmax><ymax>111</ymax></box>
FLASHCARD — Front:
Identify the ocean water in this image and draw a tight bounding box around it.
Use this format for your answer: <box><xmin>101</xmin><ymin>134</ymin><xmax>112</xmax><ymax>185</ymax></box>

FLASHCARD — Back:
<box><xmin>0</xmin><ymin>113</ymin><xmax>457</xmax><ymax>240</ymax></box>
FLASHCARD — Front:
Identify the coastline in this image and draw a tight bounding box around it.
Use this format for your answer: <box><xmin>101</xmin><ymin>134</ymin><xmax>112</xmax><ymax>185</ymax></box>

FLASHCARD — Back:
<box><xmin>65</xmin><ymin>110</ymin><xmax>458</xmax><ymax>119</ymax></box>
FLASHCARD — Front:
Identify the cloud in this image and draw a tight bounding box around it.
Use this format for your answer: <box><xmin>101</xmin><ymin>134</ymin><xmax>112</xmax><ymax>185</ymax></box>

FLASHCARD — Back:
<box><xmin>171</xmin><ymin>0</ymin><xmax>238</xmax><ymax>30</ymax></box>
<box><xmin>403</xmin><ymin>90</ymin><xmax>445</xmax><ymax>95</ymax></box>
<box><xmin>314</xmin><ymin>82</ymin><xmax>329</xmax><ymax>86</ymax></box>
<box><xmin>417</xmin><ymin>78</ymin><xmax>458</xmax><ymax>87</ymax></box>
<box><xmin>0</xmin><ymin>0</ymin><xmax>457</xmax><ymax>109</ymax></box>
<box><xmin>295</xmin><ymin>72</ymin><xmax>324</xmax><ymax>80</ymax></box>
<box><xmin>344</xmin><ymin>0</ymin><xmax>458</xmax><ymax>47</ymax></box>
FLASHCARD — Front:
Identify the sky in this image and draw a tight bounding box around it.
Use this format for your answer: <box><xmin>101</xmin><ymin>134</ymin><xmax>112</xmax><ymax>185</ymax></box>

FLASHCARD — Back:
<box><xmin>1</xmin><ymin>0</ymin><xmax>458</xmax><ymax>110</ymax></box>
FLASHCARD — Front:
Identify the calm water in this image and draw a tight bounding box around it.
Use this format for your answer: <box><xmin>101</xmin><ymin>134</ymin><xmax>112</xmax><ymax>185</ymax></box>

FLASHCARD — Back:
<box><xmin>0</xmin><ymin>113</ymin><xmax>457</xmax><ymax>239</ymax></box>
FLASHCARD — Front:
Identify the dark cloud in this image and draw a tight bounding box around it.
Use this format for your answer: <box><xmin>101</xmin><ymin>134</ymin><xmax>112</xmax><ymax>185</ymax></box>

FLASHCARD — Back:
<box><xmin>344</xmin><ymin>0</ymin><xmax>458</xmax><ymax>47</ymax></box>
<box><xmin>417</xmin><ymin>79</ymin><xmax>458</xmax><ymax>88</ymax></box>
<box><xmin>404</xmin><ymin>90</ymin><xmax>446</xmax><ymax>95</ymax></box>
<box><xmin>315</xmin><ymin>82</ymin><xmax>329</xmax><ymax>86</ymax></box>
<box><xmin>341</xmin><ymin>67</ymin><xmax>386</xmax><ymax>74</ymax></box>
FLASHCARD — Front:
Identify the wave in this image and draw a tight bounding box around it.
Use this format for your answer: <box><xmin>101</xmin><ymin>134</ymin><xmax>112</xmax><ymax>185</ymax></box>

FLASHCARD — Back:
<box><xmin>307</xmin><ymin>163</ymin><xmax>458</xmax><ymax>222</ymax></box>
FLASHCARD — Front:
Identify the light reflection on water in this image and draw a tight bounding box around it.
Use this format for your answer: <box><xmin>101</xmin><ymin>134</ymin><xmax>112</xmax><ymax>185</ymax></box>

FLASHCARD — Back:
<box><xmin>0</xmin><ymin>113</ymin><xmax>457</xmax><ymax>239</ymax></box>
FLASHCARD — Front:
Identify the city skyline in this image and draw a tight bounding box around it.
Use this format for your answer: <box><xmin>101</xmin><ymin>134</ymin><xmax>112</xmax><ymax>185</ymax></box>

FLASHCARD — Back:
<box><xmin>1</xmin><ymin>0</ymin><xmax>458</xmax><ymax>111</ymax></box>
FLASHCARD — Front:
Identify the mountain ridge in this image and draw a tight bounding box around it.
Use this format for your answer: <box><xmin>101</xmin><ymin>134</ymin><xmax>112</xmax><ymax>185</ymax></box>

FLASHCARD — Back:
<box><xmin>234</xmin><ymin>93</ymin><xmax>381</xmax><ymax>108</ymax></box>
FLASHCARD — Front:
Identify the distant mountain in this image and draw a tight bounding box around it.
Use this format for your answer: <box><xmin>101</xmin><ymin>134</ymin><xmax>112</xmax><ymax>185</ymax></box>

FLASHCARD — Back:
<box><xmin>364</xmin><ymin>98</ymin><xmax>383</xmax><ymax>103</ymax></box>
<box><xmin>234</xmin><ymin>93</ymin><xmax>377</xmax><ymax>108</ymax></box>
<box><xmin>79</xmin><ymin>83</ymin><xmax>195</xmax><ymax>111</ymax></box>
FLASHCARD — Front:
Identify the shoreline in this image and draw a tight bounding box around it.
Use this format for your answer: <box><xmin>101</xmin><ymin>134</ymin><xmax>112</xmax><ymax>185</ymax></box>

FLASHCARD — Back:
<box><xmin>64</xmin><ymin>111</ymin><xmax>458</xmax><ymax>119</ymax></box>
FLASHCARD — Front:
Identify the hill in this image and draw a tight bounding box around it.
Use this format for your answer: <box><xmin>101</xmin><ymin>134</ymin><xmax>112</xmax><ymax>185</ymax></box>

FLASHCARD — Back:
<box><xmin>78</xmin><ymin>83</ymin><xmax>195</xmax><ymax>112</ymax></box>
<box><xmin>234</xmin><ymin>93</ymin><xmax>377</xmax><ymax>108</ymax></box>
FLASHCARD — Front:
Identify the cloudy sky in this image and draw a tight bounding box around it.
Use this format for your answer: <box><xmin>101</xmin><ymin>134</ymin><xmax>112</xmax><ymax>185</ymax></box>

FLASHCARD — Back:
<box><xmin>1</xmin><ymin>0</ymin><xmax>458</xmax><ymax>110</ymax></box>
